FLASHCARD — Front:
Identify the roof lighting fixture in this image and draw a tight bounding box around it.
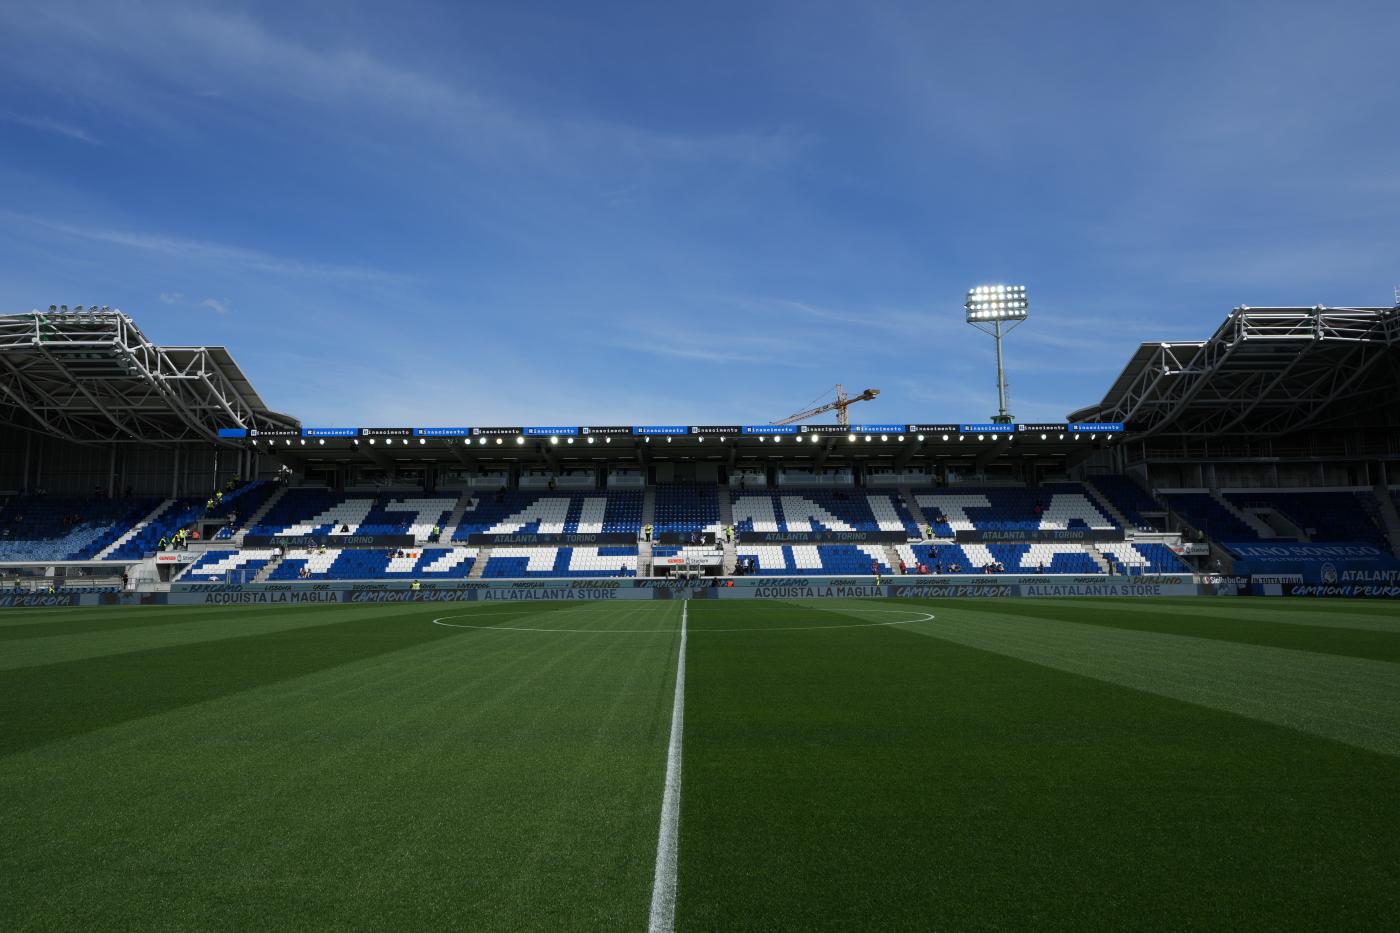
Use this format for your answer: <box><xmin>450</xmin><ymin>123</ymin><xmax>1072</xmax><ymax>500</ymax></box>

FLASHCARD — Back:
<box><xmin>848</xmin><ymin>433</ymin><xmax>857</xmax><ymax>442</ymax></box>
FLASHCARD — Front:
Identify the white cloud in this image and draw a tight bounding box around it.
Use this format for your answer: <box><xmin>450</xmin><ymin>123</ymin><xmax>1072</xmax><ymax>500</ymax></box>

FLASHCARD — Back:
<box><xmin>4</xmin><ymin>212</ymin><xmax>396</xmax><ymax>282</ymax></box>
<box><xmin>0</xmin><ymin>1</ymin><xmax>803</xmax><ymax>171</ymax></box>
<box><xmin>0</xmin><ymin>112</ymin><xmax>98</xmax><ymax>145</ymax></box>
<box><xmin>158</xmin><ymin>292</ymin><xmax>184</xmax><ymax>304</ymax></box>
<box><xmin>201</xmin><ymin>297</ymin><xmax>228</xmax><ymax>314</ymax></box>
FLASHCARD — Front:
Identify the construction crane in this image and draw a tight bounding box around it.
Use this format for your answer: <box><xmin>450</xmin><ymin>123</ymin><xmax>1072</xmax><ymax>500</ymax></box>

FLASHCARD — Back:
<box><xmin>771</xmin><ymin>384</ymin><xmax>880</xmax><ymax>428</ymax></box>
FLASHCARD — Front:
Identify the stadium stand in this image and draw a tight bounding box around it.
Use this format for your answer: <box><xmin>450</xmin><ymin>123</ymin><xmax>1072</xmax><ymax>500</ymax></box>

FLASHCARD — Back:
<box><xmin>911</xmin><ymin>484</ymin><xmax>1117</xmax><ymax>536</ymax></box>
<box><xmin>105</xmin><ymin>498</ymin><xmax>205</xmax><ymax>559</ymax></box>
<box><xmin>1224</xmin><ymin>490</ymin><xmax>1390</xmax><ymax>546</ymax></box>
<box><xmin>1158</xmin><ymin>492</ymin><xmax>1263</xmax><ymax>541</ymax></box>
<box><xmin>182</xmin><ymin>548</ymin><xmax>278</xmax><ymax>582</ymax></box>
<box><xmin>453</xmin><ymin>490</ymin><xmax>642</xmax><ymax>539</ymax></box>
<box><xmin>734</xmin><ymin>544</ymin><xmax>891</xmax><ymax>575</ymax></box>
<box><xmin>481</xmin><ymin>546</ymin><xmax>637</xmax><ymax>577</ymax></box>
<box><xmin>652</xmin><ymin>482</ymin><xmax>720</xmax><ymax>534</ymax></box>
<box><xmin>245</xmin><ymin>489</ymin><xmax>456</xmax><ymax>541</ymax></box>
<box><xmin>269</xmin><ymin>546</ymin><xmax>479</xmax><ymax>580</ymax></box>
<box><xmin>211</xmin><ymin>480</ymin><xmax>283</xmax><ymax>539</ymax></box>
<box><xmin>0</xmin><ymin>495</ymin><xmax>160</xmax><ymax>561</ymax></box>
<box><xmin>1099</xmin><ymin>542</ymin><xmax>1191</xmax><ymax>574</ymax></box>
<box><xmin>1084</xmin><ymin>475</ymin><xmax>1162</xmax><ymax>529</ymax></box>
<box><xmin>729</xmin><ymin>490</ymin><xmax>917</xmax><ymax>534</ymax></box>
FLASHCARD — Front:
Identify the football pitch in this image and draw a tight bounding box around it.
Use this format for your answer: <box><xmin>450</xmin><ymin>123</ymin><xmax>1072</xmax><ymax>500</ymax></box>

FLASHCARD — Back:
<box><xmin>3</xmin><ymin>597</ymin><xmax>1399</xmax><ymax>930</ymax></box>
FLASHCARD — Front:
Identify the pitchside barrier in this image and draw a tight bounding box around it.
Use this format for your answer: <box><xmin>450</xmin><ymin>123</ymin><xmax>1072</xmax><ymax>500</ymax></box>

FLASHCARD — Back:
<box><xmin>2</xmin><ymin>574</ymin><xmax>1214</xmax><ymax>608</ymax></box>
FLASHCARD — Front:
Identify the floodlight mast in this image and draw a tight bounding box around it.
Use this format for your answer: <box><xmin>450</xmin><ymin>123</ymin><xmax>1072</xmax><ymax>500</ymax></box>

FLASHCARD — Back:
<box><xmin>964</xmin><ymin>284</ymin><xmax>1029</xmax><ymax>424</ymax></box>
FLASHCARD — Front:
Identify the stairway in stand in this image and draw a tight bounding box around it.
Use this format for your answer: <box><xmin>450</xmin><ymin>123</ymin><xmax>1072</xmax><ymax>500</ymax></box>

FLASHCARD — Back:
<box><xmin>639</xmin><ymin>484</ymin><xmax>656</xmax><ymax>574</ymax></box>
<box><xmin>234</xmin><ymin>485</ymin><xmax>289</xmax><ymax>546</ymax></box>
<box><xmin>1373</xmin><ymin>483</ymin><xmax>1400</xmax><ymax>558</ymax></box>
<box><xmin>95</xmin><ymin>499</ymin><xmax>174</xmax><ymax>559</ymax></box>
<box><xmin>717</xmin><ymin>484</ymin><xmax>737</xmax><ymax>574</ymax></box>
<box><xmin>440</xmin><ymin>490</ymin><xmax>479</xmax><ymax>545</ymax></box>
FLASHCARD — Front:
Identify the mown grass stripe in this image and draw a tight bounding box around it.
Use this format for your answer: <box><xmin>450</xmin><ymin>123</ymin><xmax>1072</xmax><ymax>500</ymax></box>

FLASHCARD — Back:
<box><xmin>969</xmin><ymin>598</ymin><xmax>1400</xmax><ymax>662</ymax></box>
<box><xmin>894</xmin><ymin>601</ymin><xmax>1400</xmax><ymax>756</ymax></box>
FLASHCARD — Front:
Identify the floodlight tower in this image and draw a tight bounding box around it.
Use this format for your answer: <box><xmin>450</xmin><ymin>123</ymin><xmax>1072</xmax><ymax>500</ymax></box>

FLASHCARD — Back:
<box><xmin>964</xmin><ymin>284</ymin><xmax>1029</xmax><ymax>424</ymax></box>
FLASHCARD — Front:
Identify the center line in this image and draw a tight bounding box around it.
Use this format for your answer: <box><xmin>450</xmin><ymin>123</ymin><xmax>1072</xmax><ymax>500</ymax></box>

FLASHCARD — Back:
<box><xmin>648</xmin><ymin>598</ymin><xmax>687</xmax><ymax>933</ymax></box>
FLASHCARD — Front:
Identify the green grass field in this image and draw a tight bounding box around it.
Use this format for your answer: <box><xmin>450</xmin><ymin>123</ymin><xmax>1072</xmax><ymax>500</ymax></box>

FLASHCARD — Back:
<box><xmin>3</xmin><ymin>597</ymin><xmax>1399</xmax><ymax>930</ymax></box>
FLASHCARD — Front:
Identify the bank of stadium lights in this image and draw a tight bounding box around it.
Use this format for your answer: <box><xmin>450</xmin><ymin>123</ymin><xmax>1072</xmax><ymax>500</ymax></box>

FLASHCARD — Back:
<box><xmin>964</xmin><ymin>284</ymin><xmax>1029</xmax><ymax>425</ymax></box>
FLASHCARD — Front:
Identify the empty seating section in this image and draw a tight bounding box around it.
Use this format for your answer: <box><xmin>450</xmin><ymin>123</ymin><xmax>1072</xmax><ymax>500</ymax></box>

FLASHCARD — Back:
<box><xmin>268</xmin><ymin>547</ymin><xmax>479</xmax><ymax>580</ymax></box>
<box><xmin>897</xmin><ymin>543</ymin><xmax>974</xmax><ymax>571</ymax></box>
<box><xmin>246</xmin><ymin>489</ymin><xmax>455</xmax><ymax>540</ymax></box>
<box><xmin>358</xmin><ymin>497</ymin><xmax>456</xmax><ymax>537</ymax></box>
<box><xmin>1160</xmin><ymin>493</ymin><xmax>1259</xmax><ymax>541</ymax></box>
<box><xmin>248</xmin><ymin>488</ymin><xmax>361</xmax><ymax>538</ymax></box>
<box><xmin>183</xmin><ymin>548</ymin><xmax>277</xmax><ymax>581</ymax></box>
<box><xmin>482</xmin><ymin>547</ymin><xmax>637</xmax><ymax>577</ymax></box>
<box><xmin>0</xmin><ymin>496</ymin><xmax>158</xmax><ymax>561</ymax></box>
<box><xmin>734</xmin><ymin>544</ymin><xmax>890</xmax><ymax>574</ymax></box>
<box><xmin>1099</xmin><ymin>542</ymin><xmax>1190</xmax><ymax>573</ymax></box>
<box><xmin>729</xmin><ymin>490</ymin><xmax>917</xmax><ymax>533</ymax></box>
<box><xmin>1085</xmin><ymin>475</ymin><xmax>1160</xmax><ymax>528</ymax></box>
<box><xmin>913</xmin><ymin>486</ymin><xmax>1116</xmax><ymax>536</ymax></box>
<box><xmin>653</xmin><ymin>483</ymin><xmax>720</xmax><ymax>533</ymax></box>
<box><xmin>453</xmin><ymin>490</ymin><xmax>642</xmax><ymax>539</ymax></box>
<box><xmin>1225</xmin><ymin>491</ymin><xmax>1389</xmax><ymax>546</ymax></box>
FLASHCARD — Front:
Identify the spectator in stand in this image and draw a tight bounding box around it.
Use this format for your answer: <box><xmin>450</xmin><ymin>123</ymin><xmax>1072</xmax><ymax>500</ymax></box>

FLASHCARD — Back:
<box><xmin>898</xmin><ymin>558</ymin><xmax>907</xmax><ymax>575</ymax></box>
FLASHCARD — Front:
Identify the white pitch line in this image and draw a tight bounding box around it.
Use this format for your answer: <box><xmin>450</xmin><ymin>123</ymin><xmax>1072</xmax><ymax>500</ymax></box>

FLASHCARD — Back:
<box><xmin>648</xmin><ymin>599</ymin><xmax>687</xmax><ymax>933</ymax></box>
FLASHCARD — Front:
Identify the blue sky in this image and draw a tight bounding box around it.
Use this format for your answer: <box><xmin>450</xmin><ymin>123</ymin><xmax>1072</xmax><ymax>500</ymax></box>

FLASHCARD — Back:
<box><xmin>1</xmin><ymin>0</ymin><xmax>1396</xmax><ymax>427</ymax></box>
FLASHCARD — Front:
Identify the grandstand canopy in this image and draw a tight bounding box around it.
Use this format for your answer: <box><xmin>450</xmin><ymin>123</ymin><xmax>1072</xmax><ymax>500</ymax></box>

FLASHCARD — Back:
<box><xmin>0</xmin><ymin>310</ymin><xmax>297</xmax><ymax>445</ymax></box>
<box><xmin>1070</xmin><ymin>306</ymin><xmax>1400</xmax><ymax>439</ymax></box>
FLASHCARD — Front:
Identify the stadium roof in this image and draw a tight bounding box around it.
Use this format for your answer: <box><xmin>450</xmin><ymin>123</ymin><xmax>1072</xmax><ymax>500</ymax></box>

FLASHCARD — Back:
<box><xmin>1069</xmin><ymin>306</ymin><xmax>1400</xmax><ymax>438</ymax></box>
<box><xmin>0</xmin><ymin>309</ymin><xmax>298</xmax><ymax>445</ymax></box>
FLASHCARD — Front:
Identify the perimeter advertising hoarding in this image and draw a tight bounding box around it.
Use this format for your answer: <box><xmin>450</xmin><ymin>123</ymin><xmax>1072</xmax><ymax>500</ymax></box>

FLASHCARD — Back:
<box><xmin>243</xmin><ymin>535</ymin><xmax>417</xmax><ymax>548</ymax></box>
<box><xmin>1227</xmin><ymin>541</ymin><xmax>1400</xmax><ymax>585</ymax></box>
<box><xmin>1284</xmin><ymin>583</ymin><xmax>1400</xmax><ymax>598</ymax></box>
<box><xmin>655</xmin><ymin>532</ymin><xmax>717</xmax><ymax>545</ymax></box>
<box><xmin>955</xmin><ymin>529</ymin><xmax>1126</xmax><ymax>543</ymax></box>
<box><xmin>465</xmin><ymin>533</ymin><xmax>636</xmax><ymax>545</ymax></box>
<box><xmin>739</xmin><ymin>531</ymin><xmax>908</xmax><ymax>544</ymax></box>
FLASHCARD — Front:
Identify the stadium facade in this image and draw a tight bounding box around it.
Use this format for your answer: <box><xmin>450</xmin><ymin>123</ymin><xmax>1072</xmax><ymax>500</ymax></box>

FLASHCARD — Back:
<box><xmin>2</xmin><ymin>303</ymin><xmax>1398</xmax><ymax>604</ymax></box>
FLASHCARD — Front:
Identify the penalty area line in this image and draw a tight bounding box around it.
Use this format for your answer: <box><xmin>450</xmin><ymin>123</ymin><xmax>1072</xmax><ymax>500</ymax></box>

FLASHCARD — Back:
<box><xmin>648</xmin><ymin>598</ymin><xmax>687</xmax><ymax>933</ymax></box>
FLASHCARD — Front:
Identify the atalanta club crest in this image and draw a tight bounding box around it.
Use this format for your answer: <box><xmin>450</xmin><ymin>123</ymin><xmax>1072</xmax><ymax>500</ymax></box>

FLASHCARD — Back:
<box><xmin>1321</xmin><ymin>563</ymin><xmax>1339</xmax><ymax>584</ymax></box>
